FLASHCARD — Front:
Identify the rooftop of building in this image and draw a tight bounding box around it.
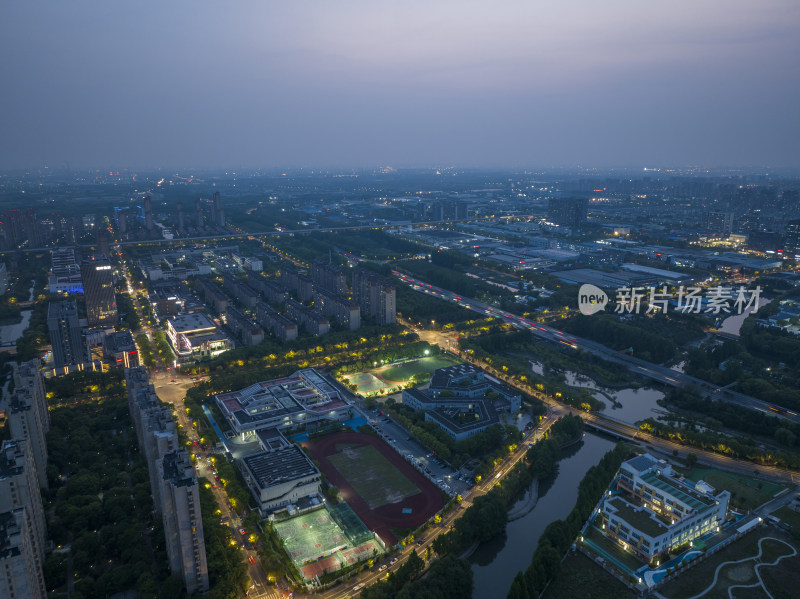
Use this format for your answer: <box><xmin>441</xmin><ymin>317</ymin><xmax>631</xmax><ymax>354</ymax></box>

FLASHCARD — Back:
<box><xmin>162</xmin><ymin>451</ymin><xmax>196</xmax><ymax>488</ymax></box>
<box><xmin>0</xmin><ymin>510</ymin><xmax>23</xmax><ymax>559</ymax></box>
<box><xmin>624</xmin><ymin>454</ymin><xmax>660</xmax><ymax>473</ymax></box>
<box><xmin>255</xmin><ymin>428</ymin><xmax>290</xmax><ymax>452</ymax></box>
<box><xmin>0</xmin><ymin>441</ymin><xmax>25</xmax><ymax>480</ymax></box>
<box><xmin>216</xmin><ymin>368</ymin><xmax>347</xmax><ymax>429</ymax></box>
<box><xmin>621</xmin><ymin>453</ymin><xmax>720</xmax><ymax>511</ymax></box>
<box><xmin>104</xmin><ymin>330</ymin><xmax>137</xmax><ymax>353</ymax></box>
<box><xmin>168</xmin><ymin>312</ymin><xmax>217</xmax><ymax>334</ymax></box>
<box><xmin>429</xmin><ymin>363</ymin><xmax>519</xmax><ymax>399</ymax></box>
<box><xmin>640</xmin><ymin>471</ymin><xmax>716</xmax><ymax>511</ymax></box>
<box><xmin>47</xmin><ymin>299</ymin><xmax>79</xmax><ymax>319</ymax></box>
<box><xmin>605</xmin><ymin>496</ymin><xmax>670</xmax><ymax>538</ymax></box>
<box><xmin>242</xmin><ymin>445</ymin><xmax>319</xmax><ymax>489</ymax></box>
<box><xmin>426</xmin><ymin>401</ymin><xmax>499</xmax><ymax>434</ymax></box>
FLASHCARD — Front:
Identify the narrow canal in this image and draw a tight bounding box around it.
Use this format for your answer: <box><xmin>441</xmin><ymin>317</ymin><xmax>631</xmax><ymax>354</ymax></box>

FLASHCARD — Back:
<box><xmin>470</xmin><ymin>433</ymin><xmax>616</xmax><ymax>598</ymax></box>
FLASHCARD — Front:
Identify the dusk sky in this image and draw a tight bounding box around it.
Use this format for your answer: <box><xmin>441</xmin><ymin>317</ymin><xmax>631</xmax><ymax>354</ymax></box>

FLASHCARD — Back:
<box><xmin>1</xmin><ymin>1</ymin><xmax>798</xmax><ymax>170</ymax></box>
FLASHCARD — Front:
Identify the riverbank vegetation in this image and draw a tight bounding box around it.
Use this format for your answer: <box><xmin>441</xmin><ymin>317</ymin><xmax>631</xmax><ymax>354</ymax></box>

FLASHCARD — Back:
<box><xmin>507</xmin><ymin>443</ymin><xmax>628</xmax><ymax>599</ymax></box>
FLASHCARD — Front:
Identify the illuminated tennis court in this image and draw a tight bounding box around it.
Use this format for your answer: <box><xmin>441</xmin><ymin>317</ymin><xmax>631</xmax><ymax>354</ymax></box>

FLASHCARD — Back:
<box><xmin>345</xmin><ymin>371</ymin><xmax>393</xmax><ymax>394</ymax></box>
<box><xmin>275</xmin><ymin>505</ymin><xmax>385</xmax><ymax>582</ymax></box>
<box><xmin>274</xmin><ymin>509</ymin><xmax>347</xmax><ymax>566</ymax></box>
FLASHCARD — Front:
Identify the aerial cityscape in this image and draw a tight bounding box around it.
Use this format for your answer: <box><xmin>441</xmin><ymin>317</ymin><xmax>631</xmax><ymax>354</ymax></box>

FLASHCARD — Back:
<box><xmin>1</xmin><ymin>2</ymin><xmax>799</xmax><ymax>599</ymax></box>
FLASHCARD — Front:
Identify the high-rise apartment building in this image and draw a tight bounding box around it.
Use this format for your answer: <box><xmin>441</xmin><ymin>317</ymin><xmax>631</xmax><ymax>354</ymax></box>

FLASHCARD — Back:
<box><xmin>0</xmin><ymin>263</ymin><xmax>7</xmax><ymax>295</ymax></box>
<box><xmin>81</xmin><ymin>254</ymin><xmax>117</xmax><ymax>327</ymax></box>
<box><xmin>785</xmin><ymin>219</ymin><xmax>800</xmax><ymax>258</ymax></box>
<box><xmin>7</xmin><ymin>361</ymin><xmax>49</xmax><ymax>489</ymax></box>
<box><xmin>213</xmin><ymin>191</ymin><xmax>225</xmax><ymax>227</ymax></box>
<box><xmin>49</xmin><ymin>247</ymin><xmax>83</xmax><ymax>294</ymax></box>
<box><xmin>194</xmin><ymin>198</ymin><xmax>203</xmax><ymax>228</ymax></box>
<box><xmin>352</xmin><ymin>269</ymin><xmax>396</xmax><ymax>325</ymax></box>
<box><xmin>159</xmin><ymin>451</ymin><xmax>209</xmax><ymax>594</ymax></box>
<box><xmin>704</xmin><ymin>211</ymin><xmax>734</xmax><ymax>235</ymax></box>
<box><xmin>125</xmin><ymin>368</ymin><xmax>208</xmax><ymax>593</ymax></box>
<box><xmin>311</xmin><ymin>259</ymin><xmax>346</xmax><ymax>295</ymax></box>
<box><xmin>0</xmin><ymin>440</ymin><xmax>47</xmax><ymax>591</ymax></box>
<box><xmin>0</xmin><ymin>508</ymin><xmax>46</xmax><ymax>599</ymax></box>
<box><xmin>547</xmin><ymin>197</ymin><xmax>588</xmax><ymax>230</ymax></box>
<box><xmin>144</xmin><ymin>195</ymin><xmax>154</xmax><ymax>233</ymax></box>
<box><xmin>47</xmin><ymin>300</ymin><xmax>84</xmax><ymax>368</ymax></box>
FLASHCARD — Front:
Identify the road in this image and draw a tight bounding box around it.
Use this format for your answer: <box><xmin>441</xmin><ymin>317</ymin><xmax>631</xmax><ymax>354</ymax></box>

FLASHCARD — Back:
<box><xmin>392</xmin><ymin>271</ymin><xmax>800</xmax><ymax>424</ymax></box>
<box><xmin>321</xmin><ymin>409</ymin><xmax>562</xmax><ymax>599</ymax></box>
<box><xmin>151</xmin><ymin>369</ymin><xmax>278</xmax><ymax>599</ymax></box>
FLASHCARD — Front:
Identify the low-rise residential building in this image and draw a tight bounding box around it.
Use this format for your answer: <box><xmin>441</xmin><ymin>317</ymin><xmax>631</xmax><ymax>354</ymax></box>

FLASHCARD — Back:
<box><xmin>222</xmin><ymin>274</ymin><xmax>259</xmax><ymax>309</ymax></box>
<box><xmin>313</xmin><ymin>287</ymin><xmax>361</xmax><ymax>330</ymax></box>
<box><xmin>281</xmin><ymin>267</ymin><xmax>313</xmax><ymax>302</ymax></box>
<box><xmin>225</xmin><ymin>306</ymin><xmax>265</xmax><ymax>346</ymax></box>
<box><xmin>248</xmin><ymin>272</ymin><xmax>288</xmax><ymax>304</ymax></box>
<box><xmin>255</xmin><ymin>301</ymin><xmax>298</xmax><ymax>342</ymax></box>
<box><xmin>598</xmin><ymin>453</ymin><xmax>730</xmax><ymax>560</ymax></box>
<box><xmin>196</xmin><ymin>276</ymin><xmax>229</xmax><ymax>314</ymax></box>
<box><xmin>286</xmin><ymin>299</ymin><xmax>330</xmax><ymax>336</ymax></box>
<box><xmin>215</xmin><ymin>368</ymin><xmax>350</xmax><ymax>436</ymax></box>
<box><xmin>103</xmin><ymin>330</ymin><xmax>140</xmax><ymax>368</ymax></box>
<box><xmin>239</xmin><ymin>428</ymin><xmax>322</xmax><ymax>515</ymax></box>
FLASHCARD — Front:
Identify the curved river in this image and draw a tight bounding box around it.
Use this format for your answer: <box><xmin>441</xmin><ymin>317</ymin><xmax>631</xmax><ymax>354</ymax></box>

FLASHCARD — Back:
<box><xmin>470</xmin><ymin>433</ymin><xmax>616</xmax><ymax>598</ymax></box>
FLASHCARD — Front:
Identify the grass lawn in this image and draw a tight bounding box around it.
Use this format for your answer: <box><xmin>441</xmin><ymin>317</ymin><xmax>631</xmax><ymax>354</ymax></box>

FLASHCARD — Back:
<box><xmin>675</xmin><ymin>466</ymin><xmax>786</xmax><ymax>511</ymax></box>
<box><xmin>659</xmin><ymin>528</ymin><xmax>797</xmax><ymax>599</ymax></box>
<box><xmin>329</xmin><ymin>444</ymin><xmax>420</xmax><ymax>509</ymax></box>
<box><xmin>775</xmin><ymin>506</ymin><xmax>800</xmax><ymax>535</ymax></box>
<box><xmin>542</xmin><ymin>551</ymin><xmax>637</xmax><ymax>599</ymax></box>
<box><xmin>379</xmin><ymin>355</ymin><xmax>461</xmax><ymax>383</ymax></box>
<box><xmin>584</xmin><ymin>525</ymin><xmax>647</xmax><ymax>573</ymax></box>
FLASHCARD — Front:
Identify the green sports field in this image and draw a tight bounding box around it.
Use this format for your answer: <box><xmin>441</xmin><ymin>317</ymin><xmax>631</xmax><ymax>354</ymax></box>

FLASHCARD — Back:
<box><xmin>274</xmin><ymin>509</ymin><xmax>347</xmax><ymax>565</ymax></box>
<box><xmin>328</xmin><ymin>444</ymin><xmax>420</xmax><ymax>509</ymax></box>
<box><xmin>380</xmin><ymin>355</ymin><xmax>461</xmax><ymax>383</ymax></box>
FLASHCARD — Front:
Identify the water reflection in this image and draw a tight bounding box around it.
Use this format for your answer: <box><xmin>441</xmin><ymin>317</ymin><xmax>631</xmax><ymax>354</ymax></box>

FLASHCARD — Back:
<box><xmin>471</xmin><ymin>434</ymin><xmax>615</xmax><ymax>598</ymax></box>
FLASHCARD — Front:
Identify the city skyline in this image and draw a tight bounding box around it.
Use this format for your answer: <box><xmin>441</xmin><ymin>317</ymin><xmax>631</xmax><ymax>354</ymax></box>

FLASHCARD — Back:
<box><xmin>1</xmin><ymin>1</ymin><xmax>799</xmax><ymax>170</ymax></box>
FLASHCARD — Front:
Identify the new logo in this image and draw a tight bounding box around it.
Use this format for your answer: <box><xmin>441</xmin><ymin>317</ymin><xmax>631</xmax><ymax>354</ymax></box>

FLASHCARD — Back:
<box><xmin>578</xmin><ymin>284</ymin><xmax>608</xmax><ymax>315</ymax></box>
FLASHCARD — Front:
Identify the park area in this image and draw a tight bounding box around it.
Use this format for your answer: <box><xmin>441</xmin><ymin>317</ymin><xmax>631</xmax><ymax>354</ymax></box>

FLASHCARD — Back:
<box><xmin>305</xmin><ymin>431</ymin><xmax>444</xmax><ymax>544</ymax></box>
<box><xmin>658</xmin><ymin>527</ymin><xmax>798</xmax><ymax>599</ymax></box>
<box><xmin>343</xmin><ymin>354</ymin><xmax>461</xmax><ymax>396</ymax></box>
<box><xmin>675</xmin><ymin>466</ymin><xmax>786</xmax><ymax>511</ymax></box>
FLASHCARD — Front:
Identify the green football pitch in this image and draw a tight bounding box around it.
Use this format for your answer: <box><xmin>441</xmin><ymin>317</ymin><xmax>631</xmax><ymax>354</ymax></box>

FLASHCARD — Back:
<box><xmin>380</xmin><ymin>355</ymin><xmax>461</xmax><ymax>382</ymax></box>
<box><xmin>328</xmin><ymin>445</ymin><xmax>420</xmax><ymax>509</ymax></box>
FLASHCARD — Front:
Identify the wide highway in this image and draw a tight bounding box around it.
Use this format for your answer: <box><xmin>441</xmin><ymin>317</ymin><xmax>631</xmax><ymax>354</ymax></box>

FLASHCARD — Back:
<box><xmin>392</xmin><ymin>271</ymin><xmax>800</xmax><ymax>425</ymax></box>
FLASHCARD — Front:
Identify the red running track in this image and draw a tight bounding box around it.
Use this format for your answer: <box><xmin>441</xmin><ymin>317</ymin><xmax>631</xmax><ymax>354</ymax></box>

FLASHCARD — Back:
<box><xmin>305</xmin><ymin>432</ymin><xmax>444</xmax><ymax>545</ymax></box>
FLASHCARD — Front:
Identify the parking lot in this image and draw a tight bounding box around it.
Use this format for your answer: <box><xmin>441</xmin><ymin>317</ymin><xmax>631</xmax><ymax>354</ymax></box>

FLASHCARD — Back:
<box><xmin>366</xmin><ymin>411</ymin><xmax>472</xmax><ymax>497</ymax></box>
